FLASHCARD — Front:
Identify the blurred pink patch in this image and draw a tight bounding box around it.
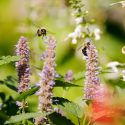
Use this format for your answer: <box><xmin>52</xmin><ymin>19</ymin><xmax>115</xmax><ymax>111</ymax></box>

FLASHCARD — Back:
<box><xmin>87</xmin><ymin>85</ymin><xmax>124</xmax><ymax>125</ymax></box>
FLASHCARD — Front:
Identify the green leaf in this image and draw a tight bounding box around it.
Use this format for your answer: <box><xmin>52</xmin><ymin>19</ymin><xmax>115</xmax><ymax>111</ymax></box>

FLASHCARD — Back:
<box><xmin>5</xmin><ymin>112</ymin><xmax>43</xmax><ymax>124</ymax></box>
<box><xmin>0</xmin><ymin>56</ymin><xmax>21</xmax><ymax>66</ymax></box>
<box><xmin>73</xmin><ymin>71</ymin><xmax>85</xmax><ymax>81</ymax></box>
<box><xmin>0</xmin><ymin>92</ymin><xmax>5</xmax><ymax>101</ymax></box>
<box><xmin>0</xmin><ymin>111</ymin><xmax>9</xmax><ymax>121</ymax></box>
<box><xmin>106</xmin><ymin>79</ymin><xmax>125</xmax><ymax>88</ymax></box>
<box><xmin>55</xmin><ymin>79</ymin><xmax>81</xmax><ymax>87</ymax></box>
<box><xmin>53</xmin><ymin>97</ymin><xmax>83</xmax><ymax>118</ymax></box>
<box><xmin>0</xmin><ymin>76</ymin><xmax>18</xmax><ymax>91</ymax></box>
<box><xmin>0</xmin><ymin>111</ymin><xmax>9</xmax><ymax>125</ymax></box>
<box><xmin>48</xmin><ymin>112</ymin><xmax>75</xmax><ymax>125</ymax></box>
<box><xmin>16</xmin><ymin>86</ymin><xmax>39</xmax><ymax>101</ymax></box>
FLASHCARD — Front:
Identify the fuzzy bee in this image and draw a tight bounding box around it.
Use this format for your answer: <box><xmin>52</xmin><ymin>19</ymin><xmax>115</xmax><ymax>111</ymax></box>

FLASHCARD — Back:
<box><xmin>37</xmin><ymin>27</ymin><xmax>47</xmax><ymax>37</ymax></box>
<box><xmin>36</xmin><ymin>27</ymin><xmax>54</xmax><ymax>38</ymax></box>
<box><xmin>82</xmin><ymin>42</ymin><xmax>90</xmax><ymax>56</ymax></box>
<box><xmin>82</xmin><ymin>46</ymin><xmax>88</xmax><ymax>56</ymax></box>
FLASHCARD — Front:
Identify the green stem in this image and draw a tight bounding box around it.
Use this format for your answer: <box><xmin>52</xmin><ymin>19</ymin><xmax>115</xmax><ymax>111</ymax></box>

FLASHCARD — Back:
<box><xmin>82</xmin><ymin>115</ymin><xmax>86</xmax><ymax>125</ymax></box>
<box><xmin>22</xmin><ymin>99</ymin><xmax>26</xmax><ymax>125</ymax></box>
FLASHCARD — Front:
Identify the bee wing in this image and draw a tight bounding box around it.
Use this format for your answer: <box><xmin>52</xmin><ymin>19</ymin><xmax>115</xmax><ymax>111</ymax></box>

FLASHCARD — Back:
<box><xmin>47</xmin><ymin>30</ymin><xmax>55</xmax><ymax>34</ymax></box>
<box><xmin>76</xmin><ymin>42</ymin><xmax>85</xmax><ymax>51</ymax></box>
<box><xmin>35</xmin><ymin>33</ymin><xmax>38</xmax><ymax>37</ymax></box>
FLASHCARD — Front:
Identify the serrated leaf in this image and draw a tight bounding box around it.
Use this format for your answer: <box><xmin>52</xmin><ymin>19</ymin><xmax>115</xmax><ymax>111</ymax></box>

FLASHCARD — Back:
<box><xmin>48</xmin><ymin>112</ymin><xmax>75</xmax><ymax>125</ymax></box>
<box><xmin>5</xmin><ymin>112</ymin><xmax>43</xmax><ymax>124</ymax></box>
<box><xmin>16</xmin><ymin>86</ymin><xmax>39</xmax><ymax>101</ymax></box>
<box><xmin>55</xmin><ymin>79</ymin><xmax>81</xmax><ymax>87</ymax></box>
<box><xmin>53</xmin><ymin>97</ymin><xmax>83</xmax><ymax>118</ymax></box>
<box><xmin>0</xmin><ymin>56</ymin><xmax>21</xmax><ymax>66</ymax></box>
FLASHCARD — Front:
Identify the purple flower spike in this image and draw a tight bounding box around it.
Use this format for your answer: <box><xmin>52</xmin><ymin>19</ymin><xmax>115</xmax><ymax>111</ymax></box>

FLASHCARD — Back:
<box><xmin>65</xmin><ymin>70</ymin><xmax>73</xmax><ymax>82</ymax></box>
<box><xmin>84</xmin><ymin>42</ymin><xmax>100</xmax><ymax>100</ymax></box>
<box><xmin>40</xmin><ymin>52</ymin><xmax>48</xmax><ymax>60</ymax></box>
<box><xmin>49</xmin><ymin>81</ymin><xmax>55</xmax><ymax>87</ymax></box>
<box><xmin>15</xmin><ymin>36</ymin><xmax>30</xmax><ymax>93</ymax></box>
<box><xmin>35</xmin><ymin>36</ymin><xmax>56</xmax><ymax>125</ymax></box>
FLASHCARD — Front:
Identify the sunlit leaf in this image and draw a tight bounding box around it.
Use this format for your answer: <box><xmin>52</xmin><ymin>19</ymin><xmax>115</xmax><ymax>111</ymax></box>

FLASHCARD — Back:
<box><xmin>53</xmin><ymin>97</ymin><xmax>83</xmax><ymax>118</ymax></box>
<box><xmin>5</xmin><ymin>112</ymin><xmax>43</xmax><ymax>124</ymax></box>
<box><xmin>0</xmin><ymin>56</ymin><xmax>21</xmax><ymax>66</ymax></box>
<box><xmin>73</xmin><ymin>71</ymin><xmax>85</xmax><ymax>81</ymax></box>
<box><xmin>16</xmin><ymin>86</ymin><xmax>39</xmax><ymax>101</ymax></box>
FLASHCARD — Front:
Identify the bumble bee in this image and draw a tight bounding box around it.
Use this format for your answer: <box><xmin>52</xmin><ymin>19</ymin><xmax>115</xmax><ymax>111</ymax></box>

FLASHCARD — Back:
<box><xmin>36</xmin><ymin>27</ymin><xmax>54</xmax><ymax>38</ymax></box>
<box><xmin>37</xmin><ymin>27</ymin><xmax>47</xmax><ymax>37</ymax></box>
<box><xmin>82</xmin><ymin>46</ymin><xmax>88</xmax><ymax>56</ymax></box>
<box><xmin>82</xmin><ymin>42</ymin><xmax>90</xmax><ymax>56</ymax></box>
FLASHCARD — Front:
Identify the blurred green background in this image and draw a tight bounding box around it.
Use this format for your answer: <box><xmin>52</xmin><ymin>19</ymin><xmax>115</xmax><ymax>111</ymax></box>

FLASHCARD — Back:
<box><xmin>0</xmin><ymin>0</ymin><xmax>125</xmax><ymax>120</ymax></box>
<box><xmin>0</xmin><ymin>0</ymin><xmax>125</xmax><ymax>76</ymax></box>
